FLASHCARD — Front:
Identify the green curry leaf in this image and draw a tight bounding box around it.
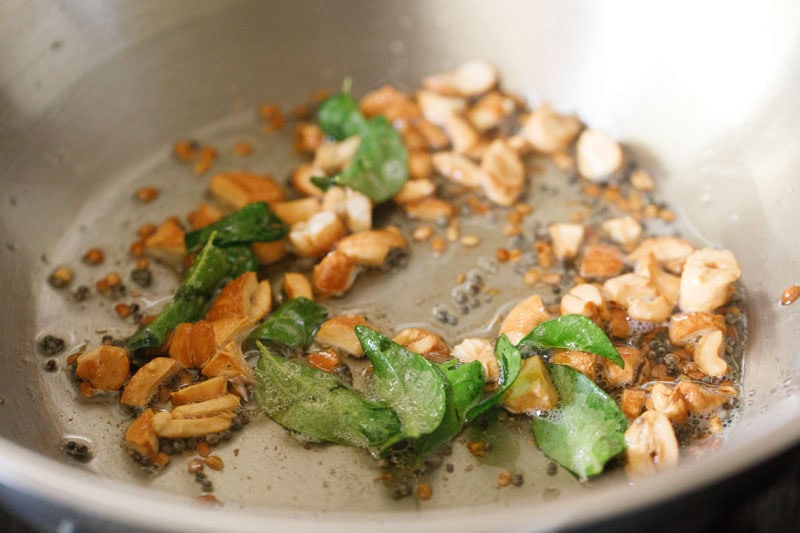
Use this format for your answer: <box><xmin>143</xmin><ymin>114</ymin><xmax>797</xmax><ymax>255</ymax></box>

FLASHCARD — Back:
<box><xmin>317</xmin><ymin>92</ymin><xmax>368</xmax><ymax>141</ymax></box>
<box><xmin>126</xmin><ymin>234</ymin><xmax>228</xmax><ymax>354</ymax></box>
<box><xmin>254</xmin><ymin>344</ymin><xmax>401</xmax><ymax>449</ymax></box>
<box><xmin>184</xmin><ymin>202</ymin><xmax>287</xmax><ymax>253</ymax></box>
<box><xmin>531</xmin><ymin>363</ymin><xmax>628</xmax><ymax>480</ymax></box>
<box><xmin>333</xmin><ymin>116</ymin><xmax>408</xmax><ymax>203</ymax></box>
<box><xmin>518</xmin><ymin>314</ymin><xmax>624</xmax><ymax>368</ymax></box>
<box><xmin>355</xmin><ymin>326</ymin><xmax>446</xmax><ymax>446</ymax></box>
<box><xmin>414</xmin><ymin>360</ymin><xmax>484</xmax><ymax>456</ymax></box>
<box><xmin>248</xmin><ymin>297</ymin><xmax>328</xmax><ymax>348</ymax></box>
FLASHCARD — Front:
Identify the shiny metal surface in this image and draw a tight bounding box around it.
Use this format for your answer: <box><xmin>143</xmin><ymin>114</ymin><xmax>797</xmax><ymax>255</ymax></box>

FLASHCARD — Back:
<box><xmin>0</xmin><ymin>0</ymin><xmax>798</xmax><ymax>530</ymax></box>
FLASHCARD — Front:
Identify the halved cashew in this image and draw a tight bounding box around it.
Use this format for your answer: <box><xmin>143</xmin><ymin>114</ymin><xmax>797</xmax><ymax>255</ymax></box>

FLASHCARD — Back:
<box><xmin>75</xmin><ymin>345</ymin><xmax>130</xmax><ymax>392</ymax></box>
<box><xmin>649</xmin><ymin>382</ymin><xmax>689</xmax><ymax>423</ymax></box>
<box><xmin>402</xmin><ymin>197</ymin><xmax>455</xmax><ymax>223</ymax></box>
<box><xmin>315</xmin><ymin>315</ymin><xmax>374</xmax><ymax>357</ymax></box>
<box><xmin>171</xmin><ymin>394</ymin><xmax>240</xmax><ymax>419</ymax></box>
<box><xmin>291</xmin><ymin>164</ymin><xmax>327</xmax><ymax>198</ymax></box>
<box><xmin>634</xmin><ymin>252</ymin><xmax>681</xmax><ymax>306</ymax></box>
<box><xmin>414</xmin><ymin>117</ymin><xmax>450</xmax><ymax>150</ymax></box>
<box><xmin>423</xmin><ymin>60</ymin><xmax>497</xmax><ymax>97</ymax></box>
<box><xmin>125</xmin><ymin>409</ymin><xmax>159</xmax><ymax>458</ymax></box>
<box><xmin>693</xmin><ymin>329</ymin><xmax>728</xmax><ymax>377</ymax></box>
<box><xmin>480</xmin><ymin>139</ymin><xmax>525</xmax><ymax>206</ymax></box>
<box><xmin>679</xmin><ymin>248</ymin><xmax>741</xmax><ymax>312</ymax></box>
<box><xmin>502</xmin><ymin>355</ymin><xmax>558</xmax><ymax>414</ymax></box>
<box><xmin>668</xmin><ymin>312</ymin><xmax>726</xmax><ymax>347</ymax></box>
<box><xmin>550</xmin><ymin>350</ymin><xmax>597</xmax><ymax>380</ymax></box>
<box><xmin>549</xmin><ymin>223</ymin><xmax>585</xmax><ymax>260</ymax></box>
<box><xmin>336</xmin><ymin>228</ymin><xmax>408</xmax><ymax>267</ymax></box>
<box><xmin>580</xmin><ymin>244</ymin><xmax>623</xmax><ymax>279</ymax></box>
<box><xmin>312</xmin><ymin>250</ymin><xmax>360</xmax><ymax>298</ymax></box>
<box><xmin>144</xmin><ymin>218</ymin><xmax>186</xmax><ymax>268</ymax></box>
<box><xmin>171</xmin><ymin>376</ymin><xmax>228</xmax><ymax>406</ymax></box>
<box><xmin>674</xmin><ymin>380</ymin><xmax>731</xmax><ymax>412</ymax></box>
<box><xmin>169</xmin><ymin>320</ymin><xmax>217</xmax><ymax>369</ymax></box>
<box><xmin>272</xmin><ymin>197</ymin><xmax>322</xmax><ymax>225</ymax></box>
<box><xmin>187</xmin><ymin>202</ymin><xmax>223</xmax><ymax>230</ymax></box>
<box><xmin>408</xmin><ymin>149</ymin><xmax>432</xmax><ymax>180</ymax></box>
<box><xmin>393</xmin><ymin>179</ymin><xmax>436</xmax><ymax>204</ymax></box>
<box><xmin>209</xmin><ymin>171</ymin><xmax>285</xmax><ymax>209</ymax></box>
<box><xmin>452</xmin><ymin>338</ymin><xmax>499</xmax><ymax>383</ymax></box>
<box><xmin>443</xmin><ymin>113</ymin><xmax>480</xmax><ymax>154</ymax></box>
<box><xmin>650</xmin><ymin>380</ymin><xmax>729</xmax><ymax>421</ymax></box>
<box><xmin>206</xmin><ymin>272</ymin><xmax>272</xmax><ymax>322</ymax></box>
<box><xmin>603</xmin><ymin>273</ymin><xmax>673</xmax><ymax>323</ymax></box>
<box><xmin>602</xmin><ymin>345</ymin><xmax>642</xmax><ymax>388</ymax></box>
<box><xmin>202</xmin><ymin>340</ymin><xmax>253</xmax><ymax>380</ymax></box>
<box><xmin>313</xmin><ymin>136</ymin><xmax>361</xmax><ymax>175</ymax></box>
<box><xmin>620</xmin><ymin>389</ymin><xmax>646</xmax><ymax>419</ymax></box>
<box><xmin>252</xmin><ymin>239</ymin><xmax>289</xmax><ymax>265</ymax></box>
<box><xmin>288</xmin><ymin>211</ymin><xmax>347</xmax><ymax>258</ymax></box>
<box><xmin>392</xmin><ymin>328</ymin><xmax>450</xmax><ymax>362</ymax></box>
<box><xmin>416</xmin><ymin>90</ymin><xmax>467</xmax><ymax>125</ymax></box>
<box><xmin>284</xmin><ymin>272</ymin><xmax>314</xmax><ymax>300</ymax></box>
<box><xmin>560</xmin><ymin>283</ymin><xmax>605</xmax><ymax>320</ymax></box>
<box><xmin>359</xmin><ymin>85</ymin><xmax>412</xmax><ymax>117</ymax></box>
<box><xmin>624</xmin><ymin>410</ymin><xmax>679</xmax><ymax>478</ymax></box>
<box><xmin>519</xmin><ymin>104</ymin><xmax>583</xmax><ymax>154</ymax></box>
<box><xmin>601</xmin><ymin>216</ymin><xmax>642</xmax><ymax>250</ymax></box>
<box><xmin>432</xmin><ymin>151</ymin><xmax>485</xmax><ymax>189</ymax></box>
<box><xmin>151</xmin><ymin>412</ymin><xmax>233</xmax><ymax>439</ymax></box>
<box><xmin>121</xmin><ymin>357</ymin><xmax>183</xmax><ymax>407</ymax></box>
<box><xmin>576</xmin><ymin>129</ymin><xmax>624</xmax><ymax>182</ymax></box>
<box><xmin>210</xmin><ymin>317</ymin><xmax>255</xmax><ymax>346</ymax></box>
<box><xmin>467</xmin><ymin>91</ymin><xmax>515</xmax><ymax>132</ymax></box>
<box><xmin>500</xmin><ymin>294</ymin><xmax>551</xmax><ymax>345</ymax></box>
<box><xmin>626</xmin><ymin>237</ymin><xmax>695</xmax><ymax>275</ymax></box>
<box><xmin>322</xmin><ymin>187</ymin><xmax>373</xmax><ymax>233</ymax></box>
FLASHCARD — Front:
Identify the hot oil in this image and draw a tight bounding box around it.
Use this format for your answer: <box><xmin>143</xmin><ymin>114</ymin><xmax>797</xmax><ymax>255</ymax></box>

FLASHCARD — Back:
<box><xmin>32</xmin><ymin>100</ymin><xmax>747</xmax><ymax>509</ymax></box>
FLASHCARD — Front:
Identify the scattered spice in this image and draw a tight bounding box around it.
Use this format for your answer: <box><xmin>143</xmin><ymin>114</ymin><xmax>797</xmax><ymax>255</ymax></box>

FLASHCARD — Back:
<box><xmin>193</xmin><ymin>146</ymin><xmax>218</xmax><ymax>175</ymax></box>
<box><xmin>781</xmin><ymin>285</ymin><xmax>800</xmax><ymax>306</ymax></box>
<box><xmin>130</xmin><ymin>267</ymin><xmax>152</xmax><ymax>288</ymax></box>
<box><xmin>467</xmin><ymin>441</ymin><xmax>489</xmax><ymax>457</ymax></box>
<box><xmin>129</xmin><ymin>241</ymin><xmax>145</xmax><ymax>257</ymax></box>
<box><xmin>114</xmin><ymin>303</ymin><xmax>132</xmax><ymax>319</ymax></box>
<box><xmin>82</xmin><ymin>248</ymin><xmax>105</xmax><ymax>266</ymax></box>
<box><xmin>416</xmin><ymin>483</ymin><xmax>433</xmax><ymax>501</ymax></box>
<box><xmin>196</xmin><ymin>441</ymin><xmax>211</xmax><ymax>458</ymax></box>
<box><xmin>173</xmin><ymin>140</ymin><xmax>199</xmax><ymax>162</ymax></box>
<box><xmin>137</xmin><ymin>223</ymin><xmax>157</xmax><ymax>239</ymax></box>
<box><xmin>204</xmin><ymin>455</ymin><xmax>224</xmax><ymax>471</ymax></box>
<box><xmin>233</xmin><ymin>141</ymin><xmax>254</xmax><ymax>157</ymax></box>
<box><xmin>430</xmin><ymin>237</ymin><xmax>446</xmax><ymax>253</ymax></box>
<box><xmin>136</xmin><ymin>187</ymin><xmax>159</xmax><ymax>203</ymax></box>
<box><xmin>47</xmin><ymin>266</ymin><xmax>73</xmax><ymax>289</ymax></box>
<box><xmin>38</xmin><ymin>335</ymin><xmax>65</xmax><ymax>355</ymax></box>
<box><xmin>259</xmin><ymin>104</ymin><xmax>285</xmax><ymax>131</ymax></box>
<box><xmin>195</xmin><ymin>494</ymin><xmax>219</xmax><ymax>505</ymax></box>
<box><xmin>187</xmin><ymin>458</ymin><xmax>205</xmax><ymax>474</ymax></box>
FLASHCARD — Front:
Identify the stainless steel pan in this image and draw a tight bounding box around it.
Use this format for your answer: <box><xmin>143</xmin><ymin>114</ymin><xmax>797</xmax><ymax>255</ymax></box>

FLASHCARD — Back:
<box><xmin>1</xmin><ymin>0</ymin><xmax>799</xmax><ymax>530</ymax></box>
